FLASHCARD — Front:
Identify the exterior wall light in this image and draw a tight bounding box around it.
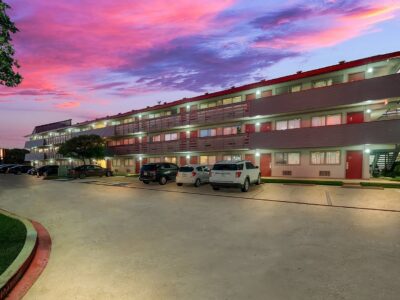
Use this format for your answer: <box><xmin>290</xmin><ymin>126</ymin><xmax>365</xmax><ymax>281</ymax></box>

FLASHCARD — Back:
<box><xmin>367</xmin><ymin>67</ymin><xmax>373</xmax><ymax>73</ymax></box>
<box><xmin>186</xmin><ymin>130</ymin><xmax>190</xmax><ymax>134</ymax></box>
<box><xmin>365</xmin><ymin>149</ymin><xmax>371</xmax><ymax>154</ymax></box>
<box><xmin>139</xmin><ymin>157</ymin><xmax>143</xmax><ymax>161</ymax></box>
<box><xmin>366</xmin><ymin>109</ymin><xmax>371</xmax><ymax>113</ymax></box>
<box><xmin>255</xmin><ymin>152</ymin><xmax>260</xmax><ymax>157</ymax></box>
<box><xmin>256</xmin><ymin>122</ymin><xmax>260</xmax><ymax>126</ymax></box>
<box><xmin>186</xmin><ymin>155</ymin><xmax>190</xmax><ymax>159</ymax></box>
<box><xmin>256</xmin><ymin>90</ymin><xmax>261</xmax><ymax>95</ymax></box>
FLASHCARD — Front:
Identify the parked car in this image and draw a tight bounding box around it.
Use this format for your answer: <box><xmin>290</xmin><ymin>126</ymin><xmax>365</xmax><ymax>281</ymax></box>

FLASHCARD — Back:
<box><xmin>68</xmin><ymin>164</ymin><xmax>113</xmax><ymax>179</ymax></box>
<box><xmin>7</xmin><ymin>165</ymin><xmax>34</xmax><ymax>175</ymax></box>
<box><xmin>139</xmin><ymin>162</ymin><xmax>179</xmax><ymax>185</ymax></box>
<box><xmin>176</xmin><ymin>165</ymin><xmax>210</xmax><ymax>187</ymax></box>
<box><xmin>0</xmin><ymin>164</ymin><xmax>18</xmax><ymax>174</ymax></box>
<box><xmin>36</xmin><ymin>165</ymin><xmax>59</xmax><ymax>177</ymax></box>
<box><xmin>209</xmin><ymin>160</ymin><xmax>261</xmax><ymax>192</ymax></box>
<box><xmin>27</xmin><ymin>167</ymin><xmax>37</xmax><ymax>175</ymax></box>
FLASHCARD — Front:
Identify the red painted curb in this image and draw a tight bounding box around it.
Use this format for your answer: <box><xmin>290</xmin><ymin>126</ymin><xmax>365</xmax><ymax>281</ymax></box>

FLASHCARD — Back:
<box><xmin>4</xmin><ymin>221</ymin><xmax>51</xmax><ymax>300</ymax></box>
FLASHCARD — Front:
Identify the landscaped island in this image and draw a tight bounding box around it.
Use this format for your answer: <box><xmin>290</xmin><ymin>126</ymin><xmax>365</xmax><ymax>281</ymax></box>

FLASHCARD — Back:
<box><xmin>0</xmin><ymin>213</ymin><xmax>27</xmax><ymax>275</ymax></box>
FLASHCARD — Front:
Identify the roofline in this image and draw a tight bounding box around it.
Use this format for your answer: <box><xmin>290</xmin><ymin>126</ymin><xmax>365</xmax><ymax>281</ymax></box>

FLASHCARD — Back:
<box><xmin>31</xmin><ymin>51</ymin><xmax>400</xmax><ymax>131</ymax></box>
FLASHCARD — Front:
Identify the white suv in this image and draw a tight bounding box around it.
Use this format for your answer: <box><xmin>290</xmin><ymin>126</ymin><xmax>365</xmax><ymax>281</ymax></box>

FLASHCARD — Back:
<box><xmin>209</xmin><ymin>160</ymin><xmax>261</xmax><ymax>192</ymax></box>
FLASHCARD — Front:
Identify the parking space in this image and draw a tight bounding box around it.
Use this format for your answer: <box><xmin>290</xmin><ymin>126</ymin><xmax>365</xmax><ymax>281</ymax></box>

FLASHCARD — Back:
<box><xmin>75</xmin><ymin>176</ymin><xmax>400</xmax><ymax>212</ymax></box>
<box><xmin>1</xmin><ymin>175</ymin><xmax>400</xmax><ymax>299</ymax></box>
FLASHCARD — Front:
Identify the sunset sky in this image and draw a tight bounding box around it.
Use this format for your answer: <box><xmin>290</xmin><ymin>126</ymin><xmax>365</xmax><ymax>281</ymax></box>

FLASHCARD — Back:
<box><xmin>1</xmin><ymin>0</ymin><xmax>399</xmax><ymax>148</ymax></box>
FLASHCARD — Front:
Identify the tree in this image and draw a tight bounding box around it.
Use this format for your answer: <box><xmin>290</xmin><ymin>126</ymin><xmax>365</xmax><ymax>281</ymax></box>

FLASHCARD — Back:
<box><xmin>2</xmin><ymin>148</ymin><xmax>28</xmax><ymax>164</ymax></box>
<box><xmin>58</xmin><ymin>135</ymin><xmax>106</xmax><ymax>164</ymax></box>
<box><xmin>0</xmin><ymin>0</ymin><xmax>22</xmax><ymax>87</ymax></box>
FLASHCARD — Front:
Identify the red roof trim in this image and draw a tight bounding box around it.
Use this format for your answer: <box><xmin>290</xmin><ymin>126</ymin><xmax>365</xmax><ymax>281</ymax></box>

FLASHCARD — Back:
<box><xmin>74</xmin><ymin>51</ymin><xmax>400</xmax><ymax>126</ymax></box>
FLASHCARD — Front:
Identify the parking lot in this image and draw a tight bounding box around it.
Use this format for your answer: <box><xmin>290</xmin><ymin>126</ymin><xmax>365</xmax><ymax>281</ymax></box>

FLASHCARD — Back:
<box><xmin>1</xmin><ymin>175</ymin><xmax>400</xmax><ymax>299</ymax></box>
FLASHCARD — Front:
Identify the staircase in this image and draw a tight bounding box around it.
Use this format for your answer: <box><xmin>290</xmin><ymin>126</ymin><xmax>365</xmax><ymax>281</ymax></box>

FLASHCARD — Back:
<box><xmin>372</xmin><ymin>147</ymin><xmax>400</xmax><ymax>175</ymax></box>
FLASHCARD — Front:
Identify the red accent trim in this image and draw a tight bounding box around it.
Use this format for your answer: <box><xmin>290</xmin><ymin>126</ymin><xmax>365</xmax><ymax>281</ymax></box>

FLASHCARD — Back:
<box><xmin>71</xmin><ymin>51</ymin><xmax>400</xmax><ymax>126</ymax></box>
<box><xmin>4</xmin><ymin>221</ymin><xmax>51</xmax><ymax>300</ymax></box>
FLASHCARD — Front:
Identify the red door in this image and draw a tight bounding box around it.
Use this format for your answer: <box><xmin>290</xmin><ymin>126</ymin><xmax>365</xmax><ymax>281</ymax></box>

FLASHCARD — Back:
<box><xmin>190</xmin><ymin>156</ymin><xmax>198</xmax><ymax>164</ymax></box>
<box><xmin>260</xmin><ymin>122</ymin><xmax>271</xmax><ymax>132</ymax></box>
<box><xmin>346</xmin><ymin>151</ymin><xmax>363</xmax><ymax>179</ymax></box>
<box><xmin>179</xmin><ymin>156</ymin><xmax>187</xmax><ymax>166</ymax></box>
<box><xmin>260</xmin><ymin>154</ymin><xmax>271</xmax><ymax>177</ymax></box>
<box><xmin>135</xmin><ymin>161</ymin><xmax>141</xmax><ymax>174</ymax></box>
<box><xmin>180</xmin><ymin>132</ymin><xmax>187</xmax><ymax>140</ymax></box>
<box><xmin>190</xmin><ymin>130</ymin><xmax>198</xmax><ymax>139</ymax></box>
<box><xmin>347</xmin><ymin>112</ymin><xmax>364</xmax><ymax>124</ymax></box>
<box><xmin>245</xmin><ymin>124</ymin><xmax>255</xmax><ymax>133</ymax></box>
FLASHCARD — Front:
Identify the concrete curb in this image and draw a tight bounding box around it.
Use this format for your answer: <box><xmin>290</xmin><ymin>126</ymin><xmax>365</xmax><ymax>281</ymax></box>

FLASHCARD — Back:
<box><xmin>0</xmin><ymin>211</ymin><xmax>37</xmax><ymax>300</ymax></box>
<box><xmin>0</xmin><ymin>211</ymin><xmax>51</xmax><ymax>300</ymax></box>
<box><xmin>5</xmin><ymin>221</ymin><xmax>52</xmax><ymax>300</ymax></box>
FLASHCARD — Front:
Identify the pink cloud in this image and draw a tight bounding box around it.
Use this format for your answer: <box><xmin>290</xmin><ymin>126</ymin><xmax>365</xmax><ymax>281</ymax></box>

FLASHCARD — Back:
<box><xmin>253</xmin><ymin>2</ymin><xmax>400</xmax><ymax>50</ymax></box>
<box><xmin>55</xmin><ymin>101</ymin><xmax>80</xmax><ymax>109</ymax></box>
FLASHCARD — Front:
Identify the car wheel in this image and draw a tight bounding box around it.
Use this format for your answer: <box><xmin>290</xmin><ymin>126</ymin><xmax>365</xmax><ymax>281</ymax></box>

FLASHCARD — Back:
<box><xmin>143</xmin><ymin>180</ymin><xmax>150</xmax><ymax>184</ymax></box>
<box><xmin>256</xmin><ymin>174</ymin><xmax>261</xmax><ymax>185</ymax></box>
<box><xmin>241</xmin><ymin>178</ymin><xmax>250</xmax><ymax>192</ymax></box>
<box><xmin>212</xmin><ymin>186</ymin><xmax>220</xmax><ymax>191</ymax></box>
<box><xmin>79</xmin><ymin>173</ymin><xmax>86</xmax><ymax>179</ymax></box>
<box><xmin>159</xmin><ymin>176</ymin><xmax>167</xmax><ymax>185</ymax></box>
<box><xmin>177</xmin><ymin>183</ymin><xmax>183</xmax><ymax>186</ymax></box>
<box><xmin>194</xmin><ymin>178</ymin><xmax>201</xmax><ymax>187</ymax></box>
<box><xmin>106</xmin><ymin>171</ymin><xmax>112</xmax><ymax>177</ymax></box>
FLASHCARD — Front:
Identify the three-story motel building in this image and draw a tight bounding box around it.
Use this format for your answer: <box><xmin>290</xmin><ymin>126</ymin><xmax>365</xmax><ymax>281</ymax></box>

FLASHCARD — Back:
<box><xmin>25</xmin><ymin>52</ymin><xmax>400</xmax><ymax>179</ymax></box>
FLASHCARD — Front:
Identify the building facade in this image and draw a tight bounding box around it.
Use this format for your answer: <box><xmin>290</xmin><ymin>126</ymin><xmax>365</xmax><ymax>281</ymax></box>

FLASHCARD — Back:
<box><xmin>24</xmin><ymin>52</ymin><xmax>400</xmax><ymax>179</ymax></box>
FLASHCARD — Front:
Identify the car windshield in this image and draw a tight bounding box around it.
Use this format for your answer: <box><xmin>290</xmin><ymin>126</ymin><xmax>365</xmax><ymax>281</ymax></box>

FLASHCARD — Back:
<box><xmin>142</xmin><ymin>164</ymin><xmax>157</xmax><ymax>171</ymax></box>
<box><xmin>212</xmin><ymin>164</ymin><xmax>239</xmax><ymax>171</ymax></box>
<box><xmin>179</xmin><ymin>166</ymin><xmax>194</xmax><ymax>172</ymax></box>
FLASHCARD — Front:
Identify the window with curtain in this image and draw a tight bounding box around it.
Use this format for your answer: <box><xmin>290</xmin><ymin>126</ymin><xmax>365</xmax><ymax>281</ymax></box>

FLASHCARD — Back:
<box><xmin>311</xmin><ymin>152</ymin><xmax>325</xmax><ymax>164</ymax></box>
<box><xmin>276</xmin><ymin>120</ymin><xmax>288</xmax><ymax>130</ymax></box>
<box><xmin>152</xmin><ymin>135</ymin><xmax>161</xmax><ymax>142</ymax></box>
<box><xmin>326</xmin><ymin>114</ymin><xmax>341</xmax><ymax>126</ymax></box>
<box><xmin>275</xmin><ymin>152</ymin><xmax>300</xmax><ymax>165</ymax></box>
<box><xmin>288</xmin><ymin>119</ymin><xmax>301</xmax><ymax>129</ymax></box>
<box><xmin>311</xmin><ymin>151</ymin><xmax>340</xmax><ymax>164</ymax></box>
<box><xmin>164</xmin><ymin>133</ymin><xmax>177</xmax><ymax>141</ymax></box>
<box><xmin>311</xmin><ymin>116</ymin><xmax>326</xmax><ymax>127</ymax></box>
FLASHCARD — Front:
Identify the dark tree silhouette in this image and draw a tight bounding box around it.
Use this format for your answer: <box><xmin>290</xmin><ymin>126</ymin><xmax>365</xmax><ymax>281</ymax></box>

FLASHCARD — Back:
<box><xmin>0</xmin><ymin>0</ymin><xmax>22</xmax><ymax>87</ymax></box>
<box><xmin>58</xmin><ymin>135</ymin><xmax>106</xmax><ymax>164</ymax></box>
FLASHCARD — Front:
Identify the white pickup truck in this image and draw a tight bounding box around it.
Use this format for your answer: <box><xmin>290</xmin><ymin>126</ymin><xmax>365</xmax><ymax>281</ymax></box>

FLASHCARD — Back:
<box><xmin>209</xmin><ymin>160</ymin><xmax>261</xmax><ymax>192</ymax></box>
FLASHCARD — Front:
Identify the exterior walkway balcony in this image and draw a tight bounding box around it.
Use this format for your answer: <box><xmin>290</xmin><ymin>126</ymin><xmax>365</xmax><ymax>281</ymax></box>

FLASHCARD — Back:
<box><xmin>249</xmin><ymin>118</ymin><xmax>400</xmax><ymax>149</ymax></box>
<box><xmin>115</xmin><ymin>103</ymin><xmax>248</xmax><ymax>136</ymax></box>
<box><xmin>110</xmin><ymin>134</ymin><xmax>250</xmax><ymax>156</ymax></box>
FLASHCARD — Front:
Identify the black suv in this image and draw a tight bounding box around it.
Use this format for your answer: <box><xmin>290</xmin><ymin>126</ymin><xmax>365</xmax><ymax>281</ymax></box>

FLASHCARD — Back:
<box><xmin>139</xmin><ymin>162</ymin><xmax>179</xmax><ymax>185</ymax></box>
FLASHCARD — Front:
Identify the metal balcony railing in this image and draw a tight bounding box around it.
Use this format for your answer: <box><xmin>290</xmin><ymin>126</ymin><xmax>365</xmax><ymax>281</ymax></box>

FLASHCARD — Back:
<box><xmin>115</xmin><ymin>103</ymin><xmax>248</xmax><ymax>136</ymax></box>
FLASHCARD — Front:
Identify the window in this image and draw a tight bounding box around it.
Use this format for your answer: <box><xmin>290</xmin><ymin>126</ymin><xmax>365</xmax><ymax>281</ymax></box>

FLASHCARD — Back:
<box><xmin>232</xmin><ymin>96</ymin><xmax>242</xmax><ymax>103</ymax></box>
<box><xmin>164</xmin><ymin>156</ymin><xmax>177</xmax><ymax>164</ymax></box>
<box><xmin>275</xmin><ymin>152</ymin><xmax>300</xmax><ymax>165</ymax></box>
<box><xmin>326</xmin><ymin>114</ymin><xmax>341</xmax><ymax>126</ymax></box>
<box><xmin>152</xmin><ymin>135</ymin><xmax>161</xmax><ymax>142</ymax></box>
<box><xmin>149</xmin><ymin>157</ymin><xmax>161</xmax><ymax>163</ymax></box>
<box><xmin>223</xmin><ymin>126</ymin><xmax>238</xmax><ymax>135</ymax></box>
<box><xmin>290</xmin><ymin>85</ymin><xmax>302</xmax><ymax>93</ymax></box>
<box><xmin>311</xmin><ymin>116</ymin><xmax>325</xmax><ymax>127</ymax></box>
<box><xmin>311</xmin><ymin>151</ymin><xmax>340</xmax><ymax>165</ymax></box>
<box><xmin>261</xmin><ymin>90</ymin><xmax>273</xmax><ymax>97</ymax></box>
<box><xmin>222</xmin><ymin>98</ymin><xmax>233</xmax><ymax>105</ymax></box>
<box><xmin>223</xmin><ymin>154</ymin><xmax>241</xmax><ymax>161</ymax></box>
<box><xmin>124</xmin><ymin>159</ymin><xmax>134</xmax><ymax>166</ymax></box>
<box><xmin>276</xmin><ymin>119</ymin><xmax>300</xmax><ymax>130</ymax></box>
<box><xmin>200</xmin><ymin>155</ymin><xmax>217</xmax><ymax>165</ymax></box>
<box><xmin>348</xmin><ymin>72</ymin><xmax>365</xmax><ymax>82</ymax></box>
<box><xmin>288</xmin><ymin>119</ymin><xmax>301</xmax><ymax>129</ymax></box>
<box><xmin>164</xmin><ymin>133</ymin><xmax>178</xmax><ymax>141</ymax></box>
<box><xmin>276</xmin><ymin>120</ymin><xmax>288</xmax><ymax>131</ymax></box>
<box><xmin>245</xmin><ymin>162</ymin><xmax>256</xmax><ymax>169</ymax></box>
<box><xmin>313</xmin><ymin>78</ymin><xmax>333</xmax><ymax>88</ymax></box>
<box><xmin>112</xmin><ymin>159</ymin><xmax>121</xmax><ymax>167</ymax></box>
<box><xmin>200</xmin><ymin>128</ymin><xmax>217</xmax><ymax>137</ymax></box>
<box><xmin>326</xmin><ymin>151</ymin><xmax>340</xmax><ymax>164</ymax></box>
<box><xmin>312</xmin><ymin>114</ymin><xmax>341</xmax><ymax>127</ymax></box>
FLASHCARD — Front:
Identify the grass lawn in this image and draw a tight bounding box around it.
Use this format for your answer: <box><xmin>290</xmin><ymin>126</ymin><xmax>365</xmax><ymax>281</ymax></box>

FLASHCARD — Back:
<box><xmin>0</xmin><ymin>213</ymin><xmax>27</xmax><ymax>275</ymax></box>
